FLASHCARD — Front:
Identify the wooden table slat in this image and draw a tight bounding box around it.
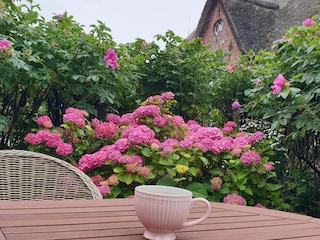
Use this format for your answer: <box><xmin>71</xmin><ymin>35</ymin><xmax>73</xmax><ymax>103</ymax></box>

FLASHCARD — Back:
<box><xmin>1</xmin><ymin>199</ymin><xmax>320</xmax><ymax>240</ymax></box>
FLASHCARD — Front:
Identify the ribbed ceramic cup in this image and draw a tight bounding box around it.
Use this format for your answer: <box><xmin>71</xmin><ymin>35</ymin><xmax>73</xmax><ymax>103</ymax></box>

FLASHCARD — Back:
<box><xmin>134</xmin><ymin>185</ymin><xmax>211</xmax><ymax>240</ymax></box>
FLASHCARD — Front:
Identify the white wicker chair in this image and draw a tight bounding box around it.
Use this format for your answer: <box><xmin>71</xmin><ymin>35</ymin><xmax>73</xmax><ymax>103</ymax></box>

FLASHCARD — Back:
<box><xmin>0</xmin><ymin>150</ymin><xmax>103</xmax><ymax>200</ymax></box>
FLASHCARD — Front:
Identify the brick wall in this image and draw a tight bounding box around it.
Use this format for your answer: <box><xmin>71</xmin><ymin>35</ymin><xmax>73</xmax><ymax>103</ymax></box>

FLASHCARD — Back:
<box><xmin>202</xmin><ymin>1</ymin><xmax>242</xmax><ymax>63</ymax></box>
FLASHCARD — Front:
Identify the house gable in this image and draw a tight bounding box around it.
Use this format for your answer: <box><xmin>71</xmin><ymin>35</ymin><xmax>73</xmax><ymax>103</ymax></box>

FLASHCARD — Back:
<box><xmin>202</xmin><ymin>1</ymin><xmax>243</xmax><ymax>62</ymax></box>
<box><xmin>189</xmin><ymin>0</ymin><xmax>320</xmax><ymax>62</ymax></box>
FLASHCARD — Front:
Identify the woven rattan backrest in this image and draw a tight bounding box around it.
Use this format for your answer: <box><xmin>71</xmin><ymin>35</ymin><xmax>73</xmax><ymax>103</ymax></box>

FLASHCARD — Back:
<box><xmin>0</xmin><ymin>150</ymin><xmax>102</xmax><ymax>200</ymax></box>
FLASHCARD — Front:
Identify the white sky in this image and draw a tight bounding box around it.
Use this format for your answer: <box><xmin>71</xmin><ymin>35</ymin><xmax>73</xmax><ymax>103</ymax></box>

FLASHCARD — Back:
<box><xmin>19</xmin><ymin>0</ymin><xmax>207</xmax><ymax>44</ymax></box>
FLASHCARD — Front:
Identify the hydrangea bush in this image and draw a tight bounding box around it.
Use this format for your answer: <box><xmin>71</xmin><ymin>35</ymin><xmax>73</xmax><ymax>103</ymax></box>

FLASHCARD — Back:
<box><xmin>25</xmin><ymin>93</ymin><xmax>287</xmax><ymax>209</ymax></box>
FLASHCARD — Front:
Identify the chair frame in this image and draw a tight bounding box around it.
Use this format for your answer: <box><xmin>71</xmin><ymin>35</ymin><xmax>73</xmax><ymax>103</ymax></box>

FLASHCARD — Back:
<box><xmin>0</xmin><ymin>150</ymin><xmax>103</xmax><ymax>200</ymax></box>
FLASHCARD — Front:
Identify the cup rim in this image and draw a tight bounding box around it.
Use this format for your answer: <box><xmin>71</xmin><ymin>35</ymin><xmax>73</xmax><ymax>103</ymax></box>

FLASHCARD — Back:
<box><xmin>135</xmin><ymin>185</ymin><xmax>192</xmax><ymax>197</ymax></box>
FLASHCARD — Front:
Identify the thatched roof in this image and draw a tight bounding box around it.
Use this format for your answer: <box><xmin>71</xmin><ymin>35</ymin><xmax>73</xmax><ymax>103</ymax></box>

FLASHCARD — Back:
<box><xmin>189</xmin><ymin>0</ymin><xmax>320</xmax><ymax>53</ymax></box>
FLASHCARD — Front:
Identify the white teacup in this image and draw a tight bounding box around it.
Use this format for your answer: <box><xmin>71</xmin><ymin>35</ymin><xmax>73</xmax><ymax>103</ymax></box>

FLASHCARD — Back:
<box><xmin>134</xmin><ymin>185</ymin><xmax>211</xmax><ymax>240</ymax></box>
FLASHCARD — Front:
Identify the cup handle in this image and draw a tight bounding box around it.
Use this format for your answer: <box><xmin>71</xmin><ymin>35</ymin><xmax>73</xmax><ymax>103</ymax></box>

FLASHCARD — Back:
<box><xmin>181</xmin><ymin>198</ymin><xmax>211</xmax><ymax>228</ymax></box>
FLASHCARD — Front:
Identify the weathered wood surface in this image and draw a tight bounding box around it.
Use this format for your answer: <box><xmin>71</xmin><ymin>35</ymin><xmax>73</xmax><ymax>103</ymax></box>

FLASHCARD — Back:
<box><xmin>1</xmin><ymin>198</ymin><xmax>320</xmax><ymax>240</ymax></box>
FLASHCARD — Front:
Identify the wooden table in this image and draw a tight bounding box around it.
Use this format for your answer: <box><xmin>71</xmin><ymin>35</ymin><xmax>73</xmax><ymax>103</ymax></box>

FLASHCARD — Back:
<box><xmin>1</xmin><ymin>198</ymin><xmax>320</xmax><ymax>240</ymax></box>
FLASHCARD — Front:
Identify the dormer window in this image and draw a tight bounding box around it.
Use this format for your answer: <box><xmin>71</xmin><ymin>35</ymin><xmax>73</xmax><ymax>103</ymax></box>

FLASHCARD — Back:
<box><xmin>214</xmin><ymin>19</ymin><xmax>224</xmax><ymax>36</ymax></box>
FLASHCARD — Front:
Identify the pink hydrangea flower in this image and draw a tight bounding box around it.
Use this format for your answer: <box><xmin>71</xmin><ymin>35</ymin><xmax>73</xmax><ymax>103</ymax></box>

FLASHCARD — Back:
<box><xmin>101</xmin><ymin>146</ymin><xmax>121</xmax><ymax>162</ymax></box>
<box><xmin>149</xmin><ymin>138</ymin><xmax>161</xmax><ymax>146</ymax></box>
<box><xmin>172</xmin><ymin>116</ymin><xmax>185</xmax><ymax>126</ymax></box>
<box><xmin>131</xmin><ymin>156</ymin><xmax>143</xmax><ymax>165</ymax></box>
<box><xmin>95</xmin><ymin>122</ymin><xmax>119</xmax><ymax>139</ymax></box>
<box><xmin>98</xmin><ymin>185</ymin><xmax>111</xmax><ymax>196</ymax></box>
<box><xmin>193</xmin><ymin>127</ymin><xmax>223</xmax><ymax>140</ymax></box>
<box><xmin>222</xmin><ymin>126</ymin><xmax>233</xmax><ymax>134</ymax></box>
<box><xmin>0</xmin><ymin>39</ymin><xmax>10</xmax><ymax>51</ymax></box>
<box><xmin>24</xmin><ymin>133</ymin><xmax>42</xmax><ymax>145</ymax></box>
<box><xmin>210</xmin><ymin>177</ymin><xmax>223</xmax><ymax>190</ymax></box>
<box><xmin>187</xmin><ymin>120</ymin><xmax>199</xmax><ymax>125</ymax></box>
<box><xmin>223</xmin><ymin>194</ymin><xmax>246</xmax><ymax>205</ymax></box>
<box><xmin>107</xmin><ymin>174</ymin><xmax>119</xmax><ymax>186</ymax></box>
<box><xmin>146</xmin><ymin>95</ymin><xmax>164</xmax><ymax>105</ymax></box>
<box><xmin>232</xmin><ymin>136</ymin><xmax>250</xmax><ymax>149</ymax></box>
<box><xmin>235</xmin><ymin>132</ymin><xmax>247</xmax><ymax>137</ymax></box>
<box><xmin>91</xmin><ymin>175</ymin><xmax>105</xmax><ymax>185</ymax></box>
<box><xmin>113</xmin><ymin>138</ymin><xmax>130</xmax><ymax>152</ymax></box>
<box><xmin>161</xmin><ymin>91</ymin><xmax>175</xmax><ymax>100</ymax></box>
<box><xmin>163</xmin><ymin>114</ymin><xmax>173</xmax><ymax>122</ymax></box>
<box><xmin>117</xmin><ymin>155</ymin><xmax>132</xmax><ymax>164</ymax></box>
<box><xmin>150</xmin><ymin>142</ymin><xmax>160</xmax><ymax>151</ymax></box>
<box><xmin>119</xmin><ymin>113</ymin><xmax>135</xmax><ymax>125</ymax></box>
<box><xmin>161</xmin><ymin>138</ymin><xmax>180</xmax><ymax>149</ymax></box>
<box><xmin>120</xmin><ymin>124</ymin><xmax>138</xmax><ymax>138</ymax></box>
<box><xmin>63</xmin><ymin>113</ymin><xmax>85</xmax><ymax>127</ymax></box>
<box><xmin>103</xmin><ymin>48</ymin><xmax>120</xmax><ymax>69</ymax></box>
<box><xmin>224</xmin><ymin>121</ymin><xmax>237</xmax><ymax>128</ymax></box>
<box><xmin>210</xmin><ymin>137</ymin><xmax>233</xmax><ymax>154</ymax></box>
<box><xmin>65</xmin><ymin>107</ymin><xmax>88</xmax><ymax>117</ymax></box>
<box><xmin>160</xmin><ymin>146</ymin><xmax>175</xmax><ymax>157</ymax></box>
<box><xmin>248</xmin><ymin>132</ymin><xmax>265</xmax><ymax>144</ymax></box>
<box><xmin>153</xmin><ymin>116</ymin><xmax>168</xmax><ymax>127</ymax></box>
<box><xmin>37</xmin><ymin>116</ymin><xmax>53</xmax><ymax>128</ymax></box>
<box><xmin>56</xmin><ymin>143</ymin><xmax>73</xmax><ymax>156</ymax></box>
<box><xmin>127</xmin><ymin>125</ymin><xmax>155</xmax><ymax>145</ymax></box>
<box><xmin>240</xmin><ymin>151</ymin><xmax>261</xmax><ymax>166</ymax></box>
<box><xmin>106</xmin><ymin>113</ymin><xmax>120</xmax><ymax>124</ymax></box>
<box><xmin>138</xmin><ymin>166</ymin><xmax>152</xmax><ymax>177</ymax></box>
<box><xmin>194</xmin><ymin>138</ymin><xmax>215</xmax><ymax>153</ymax></box>
<box><xmin>91</xmin><ymin>118</ymin><xmax>100</xmax><ymax>127</ymax></box>
<box><xmin>36</xmin><ymin>129</ymin><xmax>51</xmax><ymax>141</ymax></box>
<box><xmin>132</xmin><ymin>105</ymin><xmax>161</xmax><ymax>119</ymax></box>
<box><xmin>231</xmin><ymin>147</ymin><xmax>242</xmax><ymax>156</ymax></box>
<box><xmin>179</xmin><ymin>138</ymin><xmax>193</xmax><ymax>150</ymax></box>
<box><xmin>78</xmin><ymin>150</ymin><xmax>108</xmax><ymax>172</ymax></box>
<box><xmin>303</xmin><ymin>18</ymin><xmax>315</xmax><ymax>27</ymax></box>
<box><xmin>44</xmin><ymin>133</ymin><xmax>63</xmax><ymax>148</ymax></box>
<box><xmin>117</xmin><ymin>155</ymin><xmax>142</xmax><ymax>165</ymax></box>
<box><xmin>126</xmin><ymin>163</ymin><xmax>137</xmax><ymax>174</ymax></box>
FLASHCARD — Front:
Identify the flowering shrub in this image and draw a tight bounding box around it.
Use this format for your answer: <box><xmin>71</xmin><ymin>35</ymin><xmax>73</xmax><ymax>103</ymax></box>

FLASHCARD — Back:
<box><xmin>0</xmin><ymin>0</ymin><xmax>137</xmax><ymax>149</ymax></box>
<box><xmin>243</xmin><ymin>15</ymin><xmax>320</xmax><ymax>214</ymax></box>
<box><xmin>245</xmin><ymin>15</ymin><xmax>320</xmax><ymax>138</ymax></box>
<box><xmin>25</xmin><ymin>92</ymin><xmax>286</xmax><ymax>208</ymax></box>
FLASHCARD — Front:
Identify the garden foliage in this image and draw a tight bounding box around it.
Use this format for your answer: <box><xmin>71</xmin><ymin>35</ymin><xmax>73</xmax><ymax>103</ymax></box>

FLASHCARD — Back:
<box><xmin>2</xmin><ymin>0</ymin><xmax>320</xmax><ymax>214</ymax></box>
<box><xmin>25</xmin><ymin>93</ymin><xmax>286</xmax><ymax>209</ymax></box>
<box><xmin>244</xmin><ymin>15</ymin><xmax>320</xmax><ymax>215</ymax></box>
<box><xmin>0</xmin><ymin>0</ymin><xmax>137</xmax><ymax>148</ymax></box>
